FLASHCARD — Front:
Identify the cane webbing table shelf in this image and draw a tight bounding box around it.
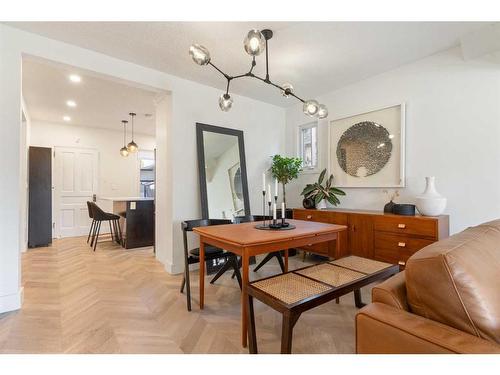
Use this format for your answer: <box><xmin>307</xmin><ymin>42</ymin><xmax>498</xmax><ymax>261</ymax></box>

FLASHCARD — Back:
<box><xmin>246</xmin><ymin>255</ymin><xmax>399</xmax><ymax>354</ymax></box>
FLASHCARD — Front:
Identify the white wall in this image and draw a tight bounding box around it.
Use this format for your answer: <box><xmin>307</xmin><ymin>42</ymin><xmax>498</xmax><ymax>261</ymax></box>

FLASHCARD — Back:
<box><xmin>0</xmin><ymin>24</ymin><xmax>285</xmax><ymax>312</ymax></box>
<box><xmin>29</xmin><ymin>121</ymin><xmax>156</xmax><ymax>203</ymax></box>
<box><xmin>285</xmin><ymin>47</ymin><xmax>500</xmax><ymax>234</ymax></box>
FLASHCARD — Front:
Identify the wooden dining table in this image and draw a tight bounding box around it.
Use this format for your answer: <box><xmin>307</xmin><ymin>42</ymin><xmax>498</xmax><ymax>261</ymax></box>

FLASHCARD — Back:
<box><xmin>193</xmin><ymin>218</ymin><xmax>348</xmax><ymax>348</ymax></box>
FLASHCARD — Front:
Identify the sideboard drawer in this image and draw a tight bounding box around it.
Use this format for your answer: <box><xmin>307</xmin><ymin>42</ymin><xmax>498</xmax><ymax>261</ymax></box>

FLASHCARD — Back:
<box><xmin>374</xmin><ymin>232</ymin><xmax>434</xmax><ymax>253</ymax></box>
<box><xmin>293</xmin><ymin>209</ymin><xmax>332</xmax><ymax>223</ymax></box>
<box><xmin>374</xmin><ymin>216</ymin><xmax>437</xmax><ymax>238</ymax></box>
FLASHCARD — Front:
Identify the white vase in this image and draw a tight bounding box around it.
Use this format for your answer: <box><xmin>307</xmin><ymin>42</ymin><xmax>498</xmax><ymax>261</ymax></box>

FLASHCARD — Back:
<box><xmin>316</xmin><ymin>199</ymin><xmax>327</xmax><ymax>210</ymax></box>
<box><xmin>415</xmin><ymin>177</ymin><xmax>447</xmax><ymax>216</ymax></box>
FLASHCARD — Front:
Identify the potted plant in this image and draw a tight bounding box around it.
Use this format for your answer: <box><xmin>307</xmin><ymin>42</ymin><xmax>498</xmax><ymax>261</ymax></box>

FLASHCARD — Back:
<box><xmin>270</xmin><ymin>155</ymin><xmax>303</xmax><ymax>206</ymax></box>
<box><xmin>301</xmin><ymin>169</ymin><xmax>346</xmax><ymax>209</ymax></box>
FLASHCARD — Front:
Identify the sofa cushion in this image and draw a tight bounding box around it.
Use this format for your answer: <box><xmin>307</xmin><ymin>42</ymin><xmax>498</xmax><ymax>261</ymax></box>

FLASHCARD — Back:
<box><xmin>406</xmin><ymin>220</ymin><xmax>500</xmax><ymax>343</ymax></box>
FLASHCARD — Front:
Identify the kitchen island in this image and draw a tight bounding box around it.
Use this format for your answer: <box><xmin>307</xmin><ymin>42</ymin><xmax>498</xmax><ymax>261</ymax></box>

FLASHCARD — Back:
<box><xmin>99</xmin><ymin>197</ymin><xmax>154</xmax><ymax>249</ymax></box>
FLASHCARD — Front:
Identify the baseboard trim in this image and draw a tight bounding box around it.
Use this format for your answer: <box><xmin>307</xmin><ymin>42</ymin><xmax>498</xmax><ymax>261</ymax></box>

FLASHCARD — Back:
<box><xmin>0</xmin><ymin>287</ymin><xmax>24</xmax><ymax>313</ymax></box>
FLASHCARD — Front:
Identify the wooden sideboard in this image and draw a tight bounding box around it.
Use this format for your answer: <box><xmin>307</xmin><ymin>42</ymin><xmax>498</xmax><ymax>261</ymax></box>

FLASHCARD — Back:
<box><xmin>293</xmin><ymin>208</ymin><xmax>449</xmax><ymax>268</ymax></box>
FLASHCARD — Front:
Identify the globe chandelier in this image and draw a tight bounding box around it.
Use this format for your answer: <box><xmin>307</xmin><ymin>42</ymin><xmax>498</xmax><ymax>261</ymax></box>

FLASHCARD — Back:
<box><xmin>189</xmin><ymin>29</ymin><xmax>328</xmax><ymax>119</ymax></box>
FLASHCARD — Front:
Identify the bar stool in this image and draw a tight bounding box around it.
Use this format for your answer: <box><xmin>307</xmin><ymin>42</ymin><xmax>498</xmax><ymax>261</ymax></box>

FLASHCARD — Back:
<box><xmin>89</xmin><ymin>202</ymin><xmax>123</xmax><ymax>251</ymax></box>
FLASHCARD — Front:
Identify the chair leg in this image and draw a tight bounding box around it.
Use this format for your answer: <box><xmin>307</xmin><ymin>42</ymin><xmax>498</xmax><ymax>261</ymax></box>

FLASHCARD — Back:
<box><xmin>116</xmin><ymin>219</ymin><xmax>124</xmax><ymax>247</ymax></box>
<box><xmin>87</xmin><ymin>220</ymin><xmax>95</xmax><ymax>243</ymax></box>
<box><xmin>90</xmin><ymin>219</ymin><xmax>99</xmax><ymax>247</ymax></box>
<box><xmin>109</xmin><ymin>220</ymin><xmax>114</xmax><ymax>242</ymax></box>
<box><xmin>253</xmin><ymin>252</ymin><xmax>275</xmax><ymax>272</ymax></box>
<box><xmin>247</xmin><ymin>295</ymin><xmax>258</xmax><ymax>354</ymax></box>
<box><xmin>184</xmin><ymin>263</ymin><xmax>192</xmax><ymax>312</ymax></box>
<box><xmin>210</xmin><ymin>255</ymin><xmax>231</xmax><ymax>284</ymax></box>
<box><xmin>276</xmin><ymin>252</ymin><xmax>286</xmax><ymax>273</ymax></box>
<box><xmin>93</xmin><ymin>221</ymin><xmax>101</xmax><ymax>252</ymax></box>
<box><xmin>231</xmin><ymin>256</ymin><xmax>242</xmax><ymax>290</ymax></box>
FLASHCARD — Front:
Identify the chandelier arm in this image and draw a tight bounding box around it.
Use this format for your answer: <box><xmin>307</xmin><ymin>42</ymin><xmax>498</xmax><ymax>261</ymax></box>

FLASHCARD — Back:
<box><xmin>208</xmin><ymin>61</ymin><xmax>231</xmax><ymax>80</ymax></box>
<box><xmin>251</xmin><ymin>75</ymin><xmax>306</xmax><ymax>103</ymax></box>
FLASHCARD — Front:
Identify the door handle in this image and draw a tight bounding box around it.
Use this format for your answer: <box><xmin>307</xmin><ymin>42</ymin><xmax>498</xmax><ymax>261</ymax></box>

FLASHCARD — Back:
<box><xmin>398</xmin><ymin>261</ymin><xmax>406</xmax><ymax>266</ymax></box>
<box><xmin>306</xmin><ymin>215</ymin><xmax>312</xmax><ymax>219</ymax></box>
<box><xmin>398</xmin><ymin>242</ymin><xmax>406</xmax><ymax>247</ymax></box>
<box><xmin>397</xmin><ymin>223</ymin><xmax>406</xmax><ymax>229</ymax></box>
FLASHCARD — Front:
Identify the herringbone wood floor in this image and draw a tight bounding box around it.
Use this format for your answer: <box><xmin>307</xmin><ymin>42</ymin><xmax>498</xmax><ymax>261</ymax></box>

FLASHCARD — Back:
<box><xmin>0</xmin><ymin>236</ymin><xmax>375</xmax><ymax>353</ymax></box>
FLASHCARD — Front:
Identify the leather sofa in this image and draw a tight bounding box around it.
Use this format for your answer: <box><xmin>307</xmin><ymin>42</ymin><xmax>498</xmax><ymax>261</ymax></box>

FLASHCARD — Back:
<box><xmin>356</xmin><ymin>220</ymin><xmax>500</xmax><ymax>353</ymax></box>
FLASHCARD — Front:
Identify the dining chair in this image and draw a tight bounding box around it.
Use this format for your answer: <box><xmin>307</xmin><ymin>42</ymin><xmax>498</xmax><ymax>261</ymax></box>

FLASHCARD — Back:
<box><xmin>89</xmin><ymin>202</ymin><xmax>123</xmax><ymax>251</ymax></box>
<box><xmin>233</xmin><ymin>215</ymin><xmax>285</xmax><ymax>273</ymax></box>
<box><xmin>180</xmin><ymin>219</ymin><xmax>242</xmax><ymax>311</ymax></box>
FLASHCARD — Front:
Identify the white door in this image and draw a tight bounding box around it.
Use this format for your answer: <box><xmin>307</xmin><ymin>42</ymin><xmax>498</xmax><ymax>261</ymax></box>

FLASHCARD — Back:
<box><xmin>54</xmin><ymin>147</ymin><xmax>98</xmax><ymax>238</ymax></box>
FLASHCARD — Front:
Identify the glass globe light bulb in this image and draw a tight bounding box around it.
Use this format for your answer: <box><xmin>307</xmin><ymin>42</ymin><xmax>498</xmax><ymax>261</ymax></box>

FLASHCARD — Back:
<box><xmin>281</xmin><ymin>83</ymin><xmax>294</xmax><ymax>97</ymax></box>
<box><xmin>218</xmin><ymin>93</ymin><xmax>233</xmax><ymax>112</ymax></box>
<box><xmin>120</xmin><ymin>146</ymin><xmax>129</xmax><ymax>157</ymax></box>
<box><xmin>189</xmin><ymin>44</ymin><xmax>211</xmax><ymax>65</ymax></box>
<box><xmin>317</xmin><ymin>104</ymin><xmax>328</xmax><ymax>119</ymax></box>
<box><xmin>303</xmin><ymin>99</ymin><xmax>320</xmax><ymax>117</ymax></box>
<box><xmin>127</xmin><ymin>140</ymin><xmax>138</xmax><ymax>153</ymax></box>
<box><xmin>243</xmin><ymin>30</ymin><xmax>266</xmax><ymax>56</ymax></box>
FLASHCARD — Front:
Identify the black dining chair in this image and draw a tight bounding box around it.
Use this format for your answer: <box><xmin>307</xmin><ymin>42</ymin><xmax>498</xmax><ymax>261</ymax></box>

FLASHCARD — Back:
<box><xmin>234</xmin><ymin>215</ymin><xmax>285</xmax><ymax>273</ymax></box>
<box><xmin>180</xmin><ymin>219</ymin><xmax>242</xmax><ymax>311</ymax></box>
<box><xmin>89</xmin><ymin>202</ymin><xmax>123</xmax><ymax>251</ymax></box>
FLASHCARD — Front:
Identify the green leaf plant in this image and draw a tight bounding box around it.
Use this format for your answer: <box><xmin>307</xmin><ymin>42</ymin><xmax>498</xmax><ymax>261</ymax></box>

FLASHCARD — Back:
<box><xmin>300</xmin><ymin>168</ymin><xmax>346</xmax><ymax>207</ymax></box>
<box><xmin>270</xmin><ymin>155</ymin><xmax>303</xmax><ymax>205</ymax></box>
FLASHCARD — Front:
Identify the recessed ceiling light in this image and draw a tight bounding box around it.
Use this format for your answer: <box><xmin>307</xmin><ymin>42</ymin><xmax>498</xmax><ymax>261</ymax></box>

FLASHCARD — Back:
<box><xmin>63</xmin><ymin>116</ymin><xmax>71</xmax><ymax>122</ymax></box>
<box><xmin>66</xmin><ymin>100</ymin><xmax>77</xmax><ymax>107</ymax></box>
<box><xmin>69</xmin><ymin>74</ymin><xmax>81</xmax><ymax>83</ymax></box>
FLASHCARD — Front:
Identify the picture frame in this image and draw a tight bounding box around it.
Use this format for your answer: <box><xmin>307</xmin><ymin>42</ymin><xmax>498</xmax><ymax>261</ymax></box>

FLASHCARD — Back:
<box><xmin>328</xmin><ymin>103</ymin><xmax>406</xmax><ymax>188</ymax></box>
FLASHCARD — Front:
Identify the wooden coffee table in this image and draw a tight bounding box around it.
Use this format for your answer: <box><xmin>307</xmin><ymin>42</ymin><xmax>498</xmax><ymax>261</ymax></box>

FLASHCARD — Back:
<box><xmin>245</xmin><ymin>255</ymin><xmax>399</xmax><ymax>354</ymax></box>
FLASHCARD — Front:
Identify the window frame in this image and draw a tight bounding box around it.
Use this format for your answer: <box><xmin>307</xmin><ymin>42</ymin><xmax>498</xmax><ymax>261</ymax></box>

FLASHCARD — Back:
<box><xmin>297</xmin><ymin>121</ymin><xmax>320</xmax><ymax>174</ymax></box>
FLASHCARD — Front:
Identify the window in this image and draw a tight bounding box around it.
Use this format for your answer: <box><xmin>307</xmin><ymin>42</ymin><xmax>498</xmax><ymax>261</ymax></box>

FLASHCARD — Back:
<box><xmin>299</xmin><ymin>123</ymin><xmax>318</xmax><ymax>171</ymax></box>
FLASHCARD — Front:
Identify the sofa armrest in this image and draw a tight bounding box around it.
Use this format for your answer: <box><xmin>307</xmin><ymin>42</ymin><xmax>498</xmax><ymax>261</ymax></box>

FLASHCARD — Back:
<box><xmin>356</xmin><ymin>303</ymin><xmax>500</xmax><ymax>354</ymax></box>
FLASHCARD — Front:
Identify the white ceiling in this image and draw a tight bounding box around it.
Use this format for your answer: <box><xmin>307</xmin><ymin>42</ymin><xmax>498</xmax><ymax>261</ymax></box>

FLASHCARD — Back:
<box><xmin>11</xmin><ymin>22</ymin><xmax>490</xmax><ymax>107</ymax></box>
<box><xmin>22</xmin><ymin>58</ymin><xmax>160</xmax><ymax>135</ymax></box>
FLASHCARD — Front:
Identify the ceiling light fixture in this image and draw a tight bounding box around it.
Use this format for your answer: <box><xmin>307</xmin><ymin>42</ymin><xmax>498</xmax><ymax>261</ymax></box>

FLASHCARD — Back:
<box><xmin>69</xmin><ymin>74</ymin><xmax>81</xmax><ymax>83</ymax></box>
<box><xmin>126</xmin><ymin>112</ymin><xmax>138</xmax><ymax>153</ymax></box>
<box><xmin>120</xmin><ymin>120</ymin><xmax>129</xmax><ymax>157</ymax></box>
<box><xmin>66</xmin><ymin>100</ymin><xmax>77</xmax><ymax>107</ymax></box>
<box><xmin>189</xmin><ymin>29</ymin><xmax>328</xmax><ymax>119</ymax></box>
<box><xmin>63</xmin><ymin>116</ymin><xmax>71</xmax><ymax>122</ymax></box>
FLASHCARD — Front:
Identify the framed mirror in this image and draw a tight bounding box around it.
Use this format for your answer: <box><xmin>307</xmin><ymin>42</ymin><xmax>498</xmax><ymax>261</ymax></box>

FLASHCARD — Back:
<box><xmin>196</xmin><ymin>123</ymin><xmax>251</xmax><ymax>219</ymax></box>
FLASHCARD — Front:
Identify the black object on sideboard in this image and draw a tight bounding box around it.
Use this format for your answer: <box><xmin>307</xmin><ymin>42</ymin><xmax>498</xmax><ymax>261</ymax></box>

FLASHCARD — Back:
<box><xmin>28</xmin><ymin>146</ymin><xmax>52</xmax><ymax>248</ymax></box>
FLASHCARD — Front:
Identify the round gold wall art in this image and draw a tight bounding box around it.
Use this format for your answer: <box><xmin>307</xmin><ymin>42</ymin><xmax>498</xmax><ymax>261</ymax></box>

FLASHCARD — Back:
<box><xmin>336</xmin><ymin>121</ymin><xmax>393</xmax><ymax>178</ymax></box>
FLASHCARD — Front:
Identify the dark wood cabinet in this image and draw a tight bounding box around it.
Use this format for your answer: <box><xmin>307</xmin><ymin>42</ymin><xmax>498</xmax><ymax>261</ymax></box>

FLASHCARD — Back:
<box><xmin>28</xmin><ymin>146</ymin><xmax>52</xmax><ymax>248</ymax></box>
<box><xmin>293</xmin><ymin>208</ymin><xmax>449</xmax><ymax>267</ymax></box>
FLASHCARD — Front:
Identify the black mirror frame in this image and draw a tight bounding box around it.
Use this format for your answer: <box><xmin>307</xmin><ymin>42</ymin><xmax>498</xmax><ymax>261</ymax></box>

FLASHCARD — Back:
<box><xmin>196</xmin><ymin>123</ymin><xmax>251</xmax><ymax>220</ymax></box>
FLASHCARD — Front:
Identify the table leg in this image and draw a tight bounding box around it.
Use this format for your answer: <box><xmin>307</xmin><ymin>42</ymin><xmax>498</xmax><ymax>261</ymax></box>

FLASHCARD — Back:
<box><xmin>247</xmin><ymin>294</ymin><xmax>258</xmax><ymax>354</ymax></box>
<box><xmin>354</xmin><ymin>289</ymin><xmax>366</xmax><ymax>308</ymax></box>
<box><xmin>199</xmin><ymin>240</ymin><xmax>205</xmax><ymax>309</ymax></box>
<box><xmin>241</xmin><ymin>253</ymin><xmax>249</xmax><ymax>347</ymax></box>
<box><xmin>284</xmin><ymin>249</ymin><xmax>289</xmax><ymax>272</ymax></box>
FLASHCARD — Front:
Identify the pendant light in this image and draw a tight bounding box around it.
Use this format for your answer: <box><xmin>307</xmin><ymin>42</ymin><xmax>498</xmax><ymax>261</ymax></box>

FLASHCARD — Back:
<box><xmin>120</xmin><ymin>120</ymin><xmax>129</xmax><ymax>157</ymax></box>
<box><xmin>127</xmin><ymin>112</ymin><xmax>138</xmax><ymax>153</ymax></box>
<box><xmin>190</xmin><ymin>28</ymin><xmax>328</xmax><ymax>118</ymax></box>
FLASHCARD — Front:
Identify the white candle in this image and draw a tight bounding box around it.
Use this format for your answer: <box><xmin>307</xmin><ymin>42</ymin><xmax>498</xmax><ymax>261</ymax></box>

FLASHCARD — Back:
<box><xmin>274</xmin><ymin>178</ymin><xmax>278</xmax><ymax>197</ymax></box>
<box><xmin>282</xmin><ymin>202</ymin><xmax>285</xmax><ymax>219</ymax></box>
<box><xmin>273</xmin><ymin>203</ymin><xmax>277</xmax><ymax>220</ymax></box>
<box><xmin>262</xmin><ymin>173</ymin><xmax>266</xmax><ymax>192</ymax></box>
<box><xmin>267</xmin><ymin>184</ymin><xmax>272</xmax><ymax>203</ymax></box>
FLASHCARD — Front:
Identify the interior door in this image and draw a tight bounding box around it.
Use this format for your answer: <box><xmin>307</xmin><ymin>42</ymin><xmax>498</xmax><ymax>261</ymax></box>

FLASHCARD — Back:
<box><xmin>54</xmin><ymin>147</ymin><xmax>98</xmax><ymax>238</ymax></box>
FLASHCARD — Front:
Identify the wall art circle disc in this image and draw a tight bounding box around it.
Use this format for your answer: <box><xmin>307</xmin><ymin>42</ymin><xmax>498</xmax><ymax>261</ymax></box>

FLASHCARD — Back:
<box><xmin>336</xmin><ymin>121</ymin><xmax>393</xmax><ymax>177</ymax></box>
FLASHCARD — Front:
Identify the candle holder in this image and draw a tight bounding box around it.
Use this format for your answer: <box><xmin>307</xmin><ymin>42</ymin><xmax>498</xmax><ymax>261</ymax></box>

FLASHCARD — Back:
<box><xmin>262</xmin><ymin>190</ymin><xmax>266</xmax><ymax>227</ymax></box>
